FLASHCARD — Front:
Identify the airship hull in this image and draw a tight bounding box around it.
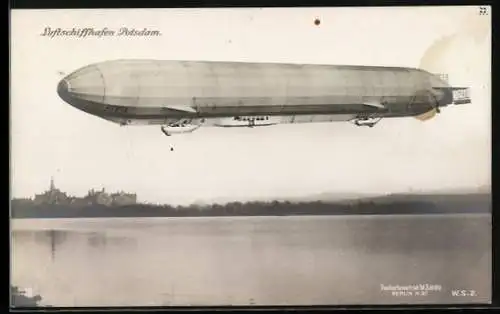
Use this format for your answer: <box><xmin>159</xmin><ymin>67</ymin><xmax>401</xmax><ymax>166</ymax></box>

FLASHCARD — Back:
<box><xmin>57</xmin><ymin>60</ymin><xmax>468</xmax><ymax>128</ymax></box>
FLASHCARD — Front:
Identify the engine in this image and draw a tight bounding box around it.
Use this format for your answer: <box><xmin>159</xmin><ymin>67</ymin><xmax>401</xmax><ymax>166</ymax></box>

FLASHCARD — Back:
<box><xmin>160</xmin><ymin>119</ymin><xmax>203</xmax><ymax>136</ymax></box>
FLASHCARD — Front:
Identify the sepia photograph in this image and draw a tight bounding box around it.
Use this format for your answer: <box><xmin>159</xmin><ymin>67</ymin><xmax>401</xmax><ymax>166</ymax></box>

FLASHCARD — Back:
<box><xmin>10</xmin><ymin>6</ymin><xmax>491</xmax><ymax>307</ymax></box>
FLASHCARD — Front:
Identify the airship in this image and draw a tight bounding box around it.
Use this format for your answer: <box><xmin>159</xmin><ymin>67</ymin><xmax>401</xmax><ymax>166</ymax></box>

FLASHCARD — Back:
<box><xmin>57</xmin><ymin>59</ymin><xmax>471</xmax><ymax>136</ymax></box>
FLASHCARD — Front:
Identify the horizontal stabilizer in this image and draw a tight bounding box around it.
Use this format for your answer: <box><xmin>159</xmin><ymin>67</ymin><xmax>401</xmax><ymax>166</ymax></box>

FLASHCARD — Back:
<box><xmin>162</xmin><ymin>105</ymin><xmax>197</xmax><ymax>113</ymax></box>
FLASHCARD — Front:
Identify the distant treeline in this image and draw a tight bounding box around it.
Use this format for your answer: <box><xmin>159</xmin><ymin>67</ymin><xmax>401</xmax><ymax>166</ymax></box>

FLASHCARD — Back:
<box><xmin>11</xmin><ymin>193</ymin><xmax>491</xmax><ymax>218</ymax></box>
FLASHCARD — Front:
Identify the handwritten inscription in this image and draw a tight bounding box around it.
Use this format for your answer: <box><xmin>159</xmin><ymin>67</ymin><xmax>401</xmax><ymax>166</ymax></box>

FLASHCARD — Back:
<box><xmin>40</xmin><ymin>27</ymin><xmax>161</xmax><ymax>38</ymax></box>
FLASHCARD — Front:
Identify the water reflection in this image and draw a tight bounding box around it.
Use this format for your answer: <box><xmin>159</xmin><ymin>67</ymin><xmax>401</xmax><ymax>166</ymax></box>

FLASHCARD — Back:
<box><xmin>10</xmin><ymin>215</ymin><xmax>491</xmax><ymax>307</ymax></box>
<box><xmin>13</xmin><ymin>229</ymin><xmax>137</xmax><ymax>261</ymax></box>
<box><xmin>88</xmin><ymin>232</ymin><xmax>107</xmax><ymax>249</ymax></box>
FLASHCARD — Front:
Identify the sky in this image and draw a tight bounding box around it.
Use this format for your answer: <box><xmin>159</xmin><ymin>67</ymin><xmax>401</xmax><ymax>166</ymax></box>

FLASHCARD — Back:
<box><xmin>10</xmin><ymin>6</ymin><xmax>491</xmax><ymax>205</ymax></box>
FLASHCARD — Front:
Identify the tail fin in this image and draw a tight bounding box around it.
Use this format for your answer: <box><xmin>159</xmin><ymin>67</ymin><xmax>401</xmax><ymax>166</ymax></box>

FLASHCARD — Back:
<box><xmin>434</xmin><ymin>73</ymin><xmax>449</xmax><ymax>83</ymax></box>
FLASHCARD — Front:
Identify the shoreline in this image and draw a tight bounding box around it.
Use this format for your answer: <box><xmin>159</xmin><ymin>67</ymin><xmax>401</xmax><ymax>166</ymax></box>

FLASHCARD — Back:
<box><xmin>11</xmin><ymin>193</ymin><xmax>491</xmax><ymax>219</ymax></box>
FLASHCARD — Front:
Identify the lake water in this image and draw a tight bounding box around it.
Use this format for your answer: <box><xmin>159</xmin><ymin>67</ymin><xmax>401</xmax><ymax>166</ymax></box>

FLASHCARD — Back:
<box><xmin>11</xmin><ymin>214</ymin><xmax>491</xmax><ymax>307</ymax></box>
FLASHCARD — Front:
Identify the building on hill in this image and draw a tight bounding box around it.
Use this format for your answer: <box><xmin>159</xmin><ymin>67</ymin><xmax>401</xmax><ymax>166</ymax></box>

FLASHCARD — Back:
<box><xmin>111</xmin><ymin>191</ymin><xmax>137</xmax><ymax>206</ymax></box>
<box><xmin>33</xmin><ymin>177</ymin><xmax>70</xmax><ymax>205</ymax></box>
<box><xmin>17</xmin><ymin>177</ymin><xmax>138</xmax><ymax>207</ymax></box>
<box><xmin>85</xmin><ymin>188</ymin><xmax>113</xmax><ymax>206</ymax></box>
<box><xmin>83</xmin><ymin>188</ymin><xmax>137</xmax><ymax>206</ymax></box>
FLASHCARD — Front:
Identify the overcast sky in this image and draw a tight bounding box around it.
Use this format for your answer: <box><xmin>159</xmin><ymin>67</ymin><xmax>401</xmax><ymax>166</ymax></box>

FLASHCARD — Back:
<box><xmin>10</xmin><ymin>6</ymin><xmax>491</xmax><ymax>205</ymax></box>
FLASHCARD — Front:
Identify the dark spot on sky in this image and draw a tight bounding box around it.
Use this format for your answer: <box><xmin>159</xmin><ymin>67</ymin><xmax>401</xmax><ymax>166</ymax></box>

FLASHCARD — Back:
<box><xmin>314</xmin><ymin>18</ymin><xmax>321</xmax><ymax>26</ymax></box>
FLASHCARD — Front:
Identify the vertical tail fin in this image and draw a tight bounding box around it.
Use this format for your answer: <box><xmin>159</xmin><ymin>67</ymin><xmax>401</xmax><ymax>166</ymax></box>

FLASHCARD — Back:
<box><xmin>434</xmin><ymin>73</ymin><xmax>449</xmax><ymax>83</ymax></box>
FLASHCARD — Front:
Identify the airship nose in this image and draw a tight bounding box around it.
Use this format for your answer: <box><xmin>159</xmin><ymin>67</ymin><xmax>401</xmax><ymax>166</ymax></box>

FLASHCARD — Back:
<box><xmin>56</xmin><ymin>65</ymin><xmax>106</xmax><ymax>111</ymax></box>
<box><xmin>57</xmin><ymin>79</ymin><xmax>70</xmax><ymax>102</ymax></box>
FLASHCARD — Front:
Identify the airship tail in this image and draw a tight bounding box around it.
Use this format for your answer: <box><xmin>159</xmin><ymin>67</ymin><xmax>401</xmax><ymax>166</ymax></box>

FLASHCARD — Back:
<box><xmin>431</xmin><ymin>72</ymin><xmax>472</xmax><ymax>105</ymax></box>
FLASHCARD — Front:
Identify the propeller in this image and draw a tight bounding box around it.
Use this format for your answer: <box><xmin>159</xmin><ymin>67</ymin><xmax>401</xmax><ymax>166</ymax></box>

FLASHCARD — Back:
<box><xmin>414</xmin><ymin>89</ymin><xmax>442</xmax><ymax>121</ymax></box>
<box><xmin>414</xmin><ymin>108</ymin><xmax>438</xmax><ymax>121</ymax></box>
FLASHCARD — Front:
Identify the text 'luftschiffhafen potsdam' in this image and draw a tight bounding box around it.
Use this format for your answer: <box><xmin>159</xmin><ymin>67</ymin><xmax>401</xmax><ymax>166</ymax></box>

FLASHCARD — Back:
<box><xmin>40</xmin><ymin>27</ymin><xmax>162</xmax><ymax>38</ymax></box>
